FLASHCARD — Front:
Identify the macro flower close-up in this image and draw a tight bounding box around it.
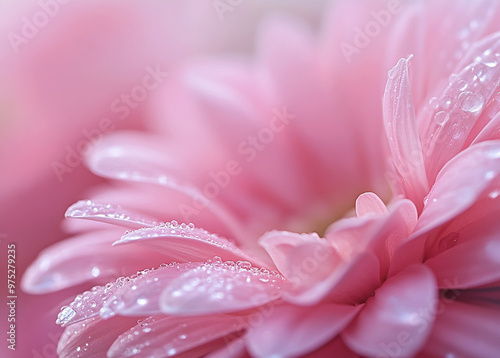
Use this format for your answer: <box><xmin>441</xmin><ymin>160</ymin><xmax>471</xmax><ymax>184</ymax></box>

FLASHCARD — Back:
<box><xmin>2</xmin><ymin>0</ymin><xmax>500</xmax><ymax>357</ymax></box>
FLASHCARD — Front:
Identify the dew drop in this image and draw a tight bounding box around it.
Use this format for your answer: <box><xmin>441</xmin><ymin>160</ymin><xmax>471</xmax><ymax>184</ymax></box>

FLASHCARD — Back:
<box><xmin>458</xmin><ymin>91</ymin><xmax>484</xmax><ymax>113</ymax></box>
<box><xmin>488</xmin><ymin>190</ymin><xmax>500</xmax><ymax>199</ymax></box>
<box><xmin>440</xmin><ymin>97</ymin><xmax>452</xmax><ymax>109</ymax></box>
<box><xmin>91</xmin><ymin>267</ymin><xmax>100</xmax><ymax>278</ymax></box>
<box><xmin>434</xmin><ymin>111</ymin><xmax>450</xmax><ymax>125</ymax></box>
<box><xmin>428</xmin><ymin>96</ymin><xmax>440</xmax><ymax>110</ymax></box>
<box><xmin>56</xmin><ymin>306</ymin><xmax>76</xmax><ymax>325</ymax></box>
<box><xmin>99</xmin><ymin>306</ymin><xmax>115</xmax><ymax>319</ymax></box>
<box><xmin>457</xmin><ymin>80</ymin><xmax>468</xmax><ymax>91</ymax></box>
<box><xmin>484</xmin><ymin>60</ymin><xmax>498</xmax><ymax>68</ymax></box>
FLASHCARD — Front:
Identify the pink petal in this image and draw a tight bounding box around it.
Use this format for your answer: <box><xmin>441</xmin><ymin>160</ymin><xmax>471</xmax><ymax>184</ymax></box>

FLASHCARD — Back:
<box><xmin>425</xmin><ymin>234</ymin><xmax>500</xmax><ymax>289</ymax></box>
<box><xmin>259</xmin><ymin>231</ymin><xmax>377</xmax><ymax>305</ymax></box>
<box><xmin>342</xmin><ymin>265</ymin><xmax>437</xmax><ymax>357</ymax></box>
<box><xmin>160</xmin><ymin>257</ymin><xmax>286</xmax><ymax>315</ymax></box>
<box><xmin>55</xmin><ymin>264</ymin><xmax>198</xmax><ymax>326</ymax></box>
<box><xmin>286</xmin><ymin>251</ymin><xmax>381</xmax><ymax>306</ymax></box>
<box><xmin>259</xmin><ymin>231</ymin><xmax>340</xmax><ymax>283</ymax></box>
<box><xmin>386</xmin><ymin>1</ymin><xmax>500</xmax><ymax>109</ymax></box>
<box><xmin>328</xmin><ymin>198</ymin><xmax>418</xmax><ymax>280</ymax></box>
<box><xmin>57</xmin><ymin>316</ymin><xmax>138</xmax><ymax>358</ymax></box>
<box><xmin>115</xmin><ymin>222</ymin><xmax>273</xmax><ymax>268</ymax></box>
<box><xmin>307</xmin><ymin>336</ymin><xmax>360</xmax><ymax>358</ymax></box>
<box><xmin>206</xmin><ymin>338</ymin><xmax>250</xmax><ymax>358</ymax></box>
<box><xmin>471</xmin><ymin>108</ymin><xmax>500</xmax><ymax>144</ymax></box>
<box><xmin>21</xmin><ymin>230</ymin><xmax>166</xmax><ymax>294</ymax></box>
<box><xmin>355</xmin><ymin>192</ymin><xmax>388</xmax><ymax>218</ymax></box>
<box><xmin>107</xmin><ymin>314</ymin><xmax>243</xmax><ymax>358</ymax></box>
<box><xmin>384</xmin><ymin>56</ymin><xmax>429</xmax><ymax>209</ymax></box>
<box><xmin>421</xmin><ymin>301</ymin><xmax>500</xmax><ymax>358</ymax></box>
<box><xmin>246</xmin><ymin>303</ymin><xmax>361</xmax><ymax>358</ymax></box>
<box><xmin>100</xmin><ymin>262</ymin><xmax>200</xmax><ymax>317</ymax></box>
<box><xmin>413</xmin><ymin>141</ymin><xmax>500</xmax><ymax>237</ymax></box>
<box><xmin>65</xmin><ymin>200</ymin><xmax>159</xmax><ymax>229</ymax></box>
<box><xmin>420</xmin><ymin>34</ymin><xmax>500</xmax><ymax>183</ymax></box>
<box><xmin>87</xmin><ymin>132</ymin><xmax>247</xmax><ymax>242</ymax></box>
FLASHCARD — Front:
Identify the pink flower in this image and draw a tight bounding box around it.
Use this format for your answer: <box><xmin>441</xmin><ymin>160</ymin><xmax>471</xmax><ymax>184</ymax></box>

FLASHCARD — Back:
<box><xmin>21</xmin><ymin>0</ymin><xmax>500</xmax><ymax>357</ymax></box>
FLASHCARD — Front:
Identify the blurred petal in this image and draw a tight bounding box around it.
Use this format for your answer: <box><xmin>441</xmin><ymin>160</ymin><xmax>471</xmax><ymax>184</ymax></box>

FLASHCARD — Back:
<box><xmin>21</xmin><ymin>230</ymin><xmax>165</xmax><ymax>294</ymax></box>
<box><xmin>107</xmin><ymin>314</ymin><xmax>243</xmax><ymax>358</ymax></box>
<box><xmin>422</xmin><ymin>301</ymin><xmax>500</xmax><ymax>358</ymax></box>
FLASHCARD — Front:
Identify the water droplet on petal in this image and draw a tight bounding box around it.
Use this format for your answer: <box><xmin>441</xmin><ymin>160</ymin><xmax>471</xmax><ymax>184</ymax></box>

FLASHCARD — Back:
<box><xmin>459</xmin><ymin>91</ymin><xmax>484</xmax><ymax>113</ymax></box>
<box><xmin>457</xmin><ymin>80</ymin><xmax>468</xmax><ymax>91</ymax></box>
<box><xmin>434</xmin><ymin>111</ymin><xmax>450</xmax><ymax>125</ymax></box>
<box><xmin>56</xmin><ymin>306</ymin><xmax>76</xmax><ymax>325</ymax></box>
<box><xmin>428</xmin><ymin>96</ymin><xmax>440</xmax><ymax>110</ymax></box>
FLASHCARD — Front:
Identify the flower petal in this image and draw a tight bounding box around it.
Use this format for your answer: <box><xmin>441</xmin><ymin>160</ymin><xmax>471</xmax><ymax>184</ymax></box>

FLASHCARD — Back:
<box><xmin>55</xmin><ymin>264</ymin><xmax>198</xmax><ymax>326</ymax></box>
<box><xmin>107</xmin><ymin>314</ymin><xmax>243</xmax><ymax>358</ymax></box>
<box><xmin>420</xmin><ymin>33</ymin><xmax>500</xmax><ymax>182</ymax></box>
<box><xmin>328</xmin><ymin>198</ymin><xmax>418</xmax><ymax>280</ymax></box>
<box><xmin>413</xmin><ymin>140</ymin><xmax>500</xmax><ymax>237</ymax></box>
<box><xmin>160</xmin><ymin>257</ymin><xmax>286</xmax><ymax>315</ymax></box>
<box><xmin>259</xmin><ymin>231</ymin><xmax>340</xmax><ymax>284</ymax></box>
<box><xmin>100</xmin><ymin>262</ymin><xmax>200</xmax><ymax>317</ymax></box>
<box><xmin>259</xmin><ymin>230</ymin><xmax>378</xmax><ymax>305</ymax></box>
<box><xmin>87</xmin><ymin>131</ymin><xmax>247</xmax><ymax>242</ymax></box>
<box><xmin>355</xmin><ymin>192</ymin><xmax>388</xmax><ymax>218</ymax></box>
<box><xmin>65</xmin><ymin>200</ymin><xmax>159</xmax><ymax>229</ymax></box>
<box><xmin>384</xmin><ymin>56</ymin><xmax>429</xmax><ymax>209</ymax></box>
<box><xmin>342</xmin><ymin>265</ymin><xmax>437</xmax><ymax>357</ymax></box>
<box><xmin>421</xmin><ymin>301</ymin><xmax>500</xmax><ymax>358</ymax></box>
<box><xmin>57</xmin><ymin>316</ymin><xmax>138</xmax><ymax>358</ymax></box>
<box><xmin>21</xmin><ymin>230</ymin><xmax>165</xmax><ymax>294</ymax></box>
<box><xmin>425</xmin><ymin>232</ymin><xmax>500</xmax><ymax>289</ymax></box>
<box><xmin>246</xmin><ymin>303</ymin><xmax>360</xmax><ymax>358</ymax></box>
<box><xmin>115</xmin><ymin>222</ymin><xmax>273</xmax><ymax>269</ymax></box>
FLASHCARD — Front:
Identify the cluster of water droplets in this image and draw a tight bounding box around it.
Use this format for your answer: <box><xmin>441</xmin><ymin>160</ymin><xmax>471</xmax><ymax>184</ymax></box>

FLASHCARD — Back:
<box><xmin>113</xmin><ymin>316</ymin><xmax>188</xmax><ymax>357</ymax></box>
<box><xmin>425</xmin><ymin>43</ymin><xmax>500</xmax><ymax>159</ymax></box>
<box><xmin>163</xmin><ymin>256</ymin><xmax>286</xmax><ymax>310</ymax></box>
<box><xmin>56</xmin><ymin>263</ymin><xmax>183</xmax><ymax>327</ymax></box>
<box><xmin>57</xmin><ymin>253</ymin><xmax>284</xmax><ymax>328</ymax></box>
<box><xmin>121</xmin><ymin>220</ymin><xmax>236</xmax><ymax>251</ymax></box>
<box><xmin>66</xmin><ymin>200</ymin><xmax>159</xmax><ymax>227</ymax></box>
